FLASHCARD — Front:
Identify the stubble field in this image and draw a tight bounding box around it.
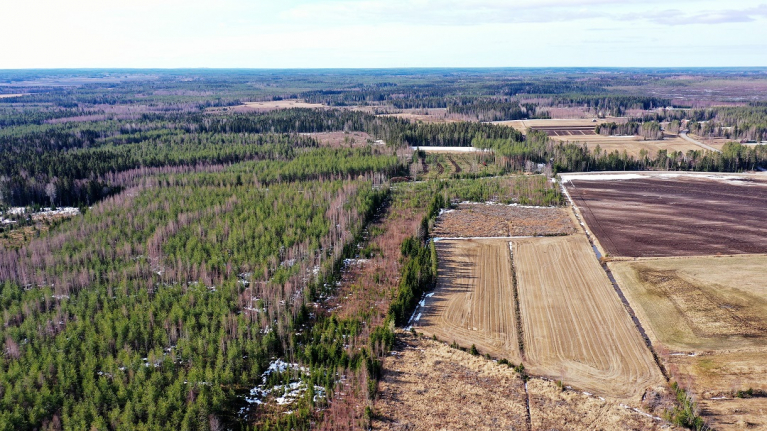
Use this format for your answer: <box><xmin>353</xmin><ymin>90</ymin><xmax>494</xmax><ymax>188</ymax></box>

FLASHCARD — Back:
<box><xmin>513</xmin><ymin>234</ymin><xmax>665</xmax><ymax>401</ymax></box>
<box><xmin>418</xmin><ymin>239</ymin><xmax>523</xmax><ymax>363</ymax></box>
<box><xmin>417</xmin><ymin>233</ymin><xmax>665</xmax><ymax>402</ymax></box>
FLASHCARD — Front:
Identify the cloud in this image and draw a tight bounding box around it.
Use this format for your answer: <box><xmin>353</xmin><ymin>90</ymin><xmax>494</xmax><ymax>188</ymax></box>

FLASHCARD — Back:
<box><xmin>282</xmin><ymin>0</ymin><xmax>619</xmax><ymax>25</ymax></box>
<box><xmin>282</xmin><ymin>0</ymin><xmax>767</xmax><ymax>27</ymax></box>
<box><xmin>621</xmin><ymin>4</ymin><xmax>767</xmax><ymax>25</ymax></box>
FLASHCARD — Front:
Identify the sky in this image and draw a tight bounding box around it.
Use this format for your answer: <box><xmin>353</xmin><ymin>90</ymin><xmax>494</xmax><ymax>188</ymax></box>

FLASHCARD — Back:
<box><xmin>2</xmin><ymin>0</ymin><xmax>767</xmax><ymax>68</ymax></box>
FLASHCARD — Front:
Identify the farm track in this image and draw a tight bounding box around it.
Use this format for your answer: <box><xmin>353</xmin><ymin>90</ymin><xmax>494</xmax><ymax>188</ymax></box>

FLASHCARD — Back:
<box><xmin>514</xmin><ymin>235</ymin><xmax>666</xmax><ymax>401</ymax></box>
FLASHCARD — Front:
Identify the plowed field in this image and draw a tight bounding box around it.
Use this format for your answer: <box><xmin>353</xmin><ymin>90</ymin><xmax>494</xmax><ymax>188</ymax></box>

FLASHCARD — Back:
<box><xmin>564</xmin><ymin>173</ymin><xmax>767</xmax><ymax>257</ymax></box>
<box><xmin>417</xmin><ymin>239</ymin><xmax>522</xmax><ymax>363</ymax></box>
<box><xmin>513</xmin><ymin>235</ymin><xmax>665</xmax><ymax>400</ymax></box>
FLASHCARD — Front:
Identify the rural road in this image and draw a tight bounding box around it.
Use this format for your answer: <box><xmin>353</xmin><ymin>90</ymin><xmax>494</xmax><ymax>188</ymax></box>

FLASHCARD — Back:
<box><xmin>679</xmin><ymin>130</ymin><xmax>721</xmax><ymax>153</ymax></box>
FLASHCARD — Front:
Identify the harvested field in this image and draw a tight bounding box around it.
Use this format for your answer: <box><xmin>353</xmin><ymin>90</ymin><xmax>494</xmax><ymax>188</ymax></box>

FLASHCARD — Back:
<box><xmin>417</xmin><ymin>239</ymin><xmax>523</xmax><ymax>363</ymax></box>
<box><xmin>530</xmin><ymin>125</ymin><xmax>596</xmax><ymax>136</ymax></box>
<box><xmin>242</xmin><ymin>100</ymin><xmax>325</xmax><ymax>110</ymax></box>
<box><xmin>410</xmin><ymin>146</ymin><xmax>485</xmax><ymax>153</ymax></box>
<box><xmin>432</xmin><ymin>203</ymin><xmax>576</xmax><ymax>238</ymax></box>
<box><xmin>514</xmin><ymin>234</ymin><xmax>665</xmax><ymax>400</ymax></box>
<box><xmin>559</xmin><ymin>134</ymin><xmax>701</xmax><ymax>158</ymax></box>
<box><xmin>492</xmin><ymin>118</ymin><xmax>625</xmax><ymax>134</ymax></box>
<box><xmin>373</xmin><ymin>333</ymin><xmax>680</xmax><ymax>431</ymax></box>
<box><xmin>379</xmin><ymin>108</ymin><xmax>464</xmax><ymax>123</ymax></box>
<box><xmin>564</xmin><ymin>173</ymin><xmax>767</xmax><ymax>257</ymax></box>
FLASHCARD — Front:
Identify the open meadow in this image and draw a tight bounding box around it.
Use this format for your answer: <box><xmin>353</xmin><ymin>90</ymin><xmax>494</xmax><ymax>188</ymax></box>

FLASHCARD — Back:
<box><xmin>610</xmin><ymin>255</ymin><xmax>767</xmax><ymax>430</ymax></box>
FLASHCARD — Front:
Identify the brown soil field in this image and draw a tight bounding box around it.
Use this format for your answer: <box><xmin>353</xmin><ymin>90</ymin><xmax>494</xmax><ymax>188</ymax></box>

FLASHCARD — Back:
<box><xmin>417</xmin><ymin>239</ymin><xmax>523</xmax><ymax>363</ymax></box>
<box><xmin>610</xmin><ymin>255</ymin><xmax>767</xmax><ymax>430</ymax></box>
<box><xmin>565</xmin><ymin>174</ymin><xmax>767</xmax><ymax>257</ymax></box>
<box><xmin>432</xmin><ymin>204</ymin><xmax>576</xmax><ymax>238</ymax></box>
<box><xmin>530</xmin><ymin>125</ymin><xmax>597</xmax><ymax>136</ymax></box>
<box><xmin>373</xmin><ymin>333</ymin><xmax>679</xmax><ymax>430</ymax></box>
<box><xmin>514</xmin><ymin>234</ymin><xmax>666</xmax><ymax>401</ymax></box>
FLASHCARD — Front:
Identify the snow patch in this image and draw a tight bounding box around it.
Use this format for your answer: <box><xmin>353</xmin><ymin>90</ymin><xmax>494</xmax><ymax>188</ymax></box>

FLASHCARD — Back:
<box><xmin>561</xmin><ymin>173</ymin><xmax>646</xmax><ymax>182</ymax></box>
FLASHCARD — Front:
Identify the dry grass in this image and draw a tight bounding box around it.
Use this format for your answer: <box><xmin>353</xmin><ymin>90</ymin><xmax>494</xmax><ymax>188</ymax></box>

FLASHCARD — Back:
<box><xmin>610</xmin><ymin>256</ymin><xmax>767</xmax><ymax>430</ymax></box>
<box><xmin>207</xmin><ymin>99</ymin><xmax>326</xmax><ymax>113</ymax></box>
<box><xmin>432</xmin><ymin>204</ymin><xmax>576</xmax><ymax>238</ymax></box>
<box><xmin>514</xmin><ymin>234</ymin><xmax>666</xmax><ymax>401</ymax></box>
<box><xmin>417</xmin><ymin>239</ymin><xmax>523</xmax><ymax>363</ymax></box>
<box><xmin>699</xmin><ymin>397</ymin><xmax>767</xmax><ymax>431</ymax></box>
<box><xmin>379</xmin><ymin>108</ymin><xmax>465</xmax><ymax>123</ymax></box>
<box><xmin>0</xmin><ymin>93</ymin><xmax>26</xmax><ymax>99</ymax></box>
<box><xmin>374</xmin><ymin>333</ymin><xmax>680</xmax><ymax>430</ymax></box>
<box><xmin>610</xmin><ymin>256</ymin><xmax>767</xmax><ymax>351</ymax></box>
<box><xmin>556</xmin><ymin>133</ymin><xmax>701</xmax><ymax>158</ymax></box>
<box><xmin>373</xmin><ymin>333</ymin><xmax>528</xmax><ymax>430</ymax></box>
<box><xmin>527</xmin><ymin>378</ymin><xmax>676</xmax><ymax>430</ymax></box>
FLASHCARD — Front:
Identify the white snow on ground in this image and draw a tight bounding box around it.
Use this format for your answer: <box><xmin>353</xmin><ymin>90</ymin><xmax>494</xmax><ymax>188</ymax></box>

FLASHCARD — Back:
<box><xmin>4</xmin><ymin>207</ymin><xmax>80</xmax><ymax>219</ymax></box>
<box><xmin>433</xmin><ymin>236</ymin><xmax>533</xmax><ymax>242</ymax></box>
<box><xmin>456</xmin><ymin>201</ymin><xmax>556</xmax><ymax>209</ymax></box>
<box><xmin>560</xmin><ymin>173</ymin><xmax>646</xmax><ymax>182</ymax></box>
<box><xmin>562</xmin><ymin>171</ymin><xmax>767</xmax><ymax>184</ymax></box>
<box><xmin>239</xmin><ymin>359</ymin><xmax>326</xmax><ymax>417</ymax></box>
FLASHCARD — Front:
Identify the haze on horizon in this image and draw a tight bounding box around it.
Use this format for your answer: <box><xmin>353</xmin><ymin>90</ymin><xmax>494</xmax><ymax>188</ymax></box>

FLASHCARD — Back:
<box><xmin>2</xmin><ymin>0</ymin><xmax>767</xmax><ymax>69</ymax></box>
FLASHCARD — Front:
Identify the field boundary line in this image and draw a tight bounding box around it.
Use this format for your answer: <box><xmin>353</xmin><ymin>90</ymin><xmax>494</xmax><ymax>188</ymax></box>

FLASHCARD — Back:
<box><xmin>508</xmin><ymin>242</ymin><xmax>525</xmax><ymax>357</ymax></box>
<box><xmin>560</xmin><ymin>182</ymin><xmax>670</xmax><ymax>382</ymax></box>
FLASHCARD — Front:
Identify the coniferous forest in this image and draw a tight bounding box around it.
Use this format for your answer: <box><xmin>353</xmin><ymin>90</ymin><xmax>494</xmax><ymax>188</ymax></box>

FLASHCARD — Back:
<box><xmin>1</xmin><ymin>68</ymin><xmax>766</xmax><ymax>430</ymax></box>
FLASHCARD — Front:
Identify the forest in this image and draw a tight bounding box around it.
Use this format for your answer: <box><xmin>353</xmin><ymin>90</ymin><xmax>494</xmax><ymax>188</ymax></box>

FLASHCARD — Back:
<box><xmin>1</xmin><ymin>68</ymin><xmax>766</xmax><ymax>430</ymax></box>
